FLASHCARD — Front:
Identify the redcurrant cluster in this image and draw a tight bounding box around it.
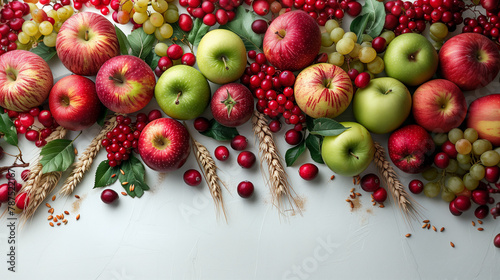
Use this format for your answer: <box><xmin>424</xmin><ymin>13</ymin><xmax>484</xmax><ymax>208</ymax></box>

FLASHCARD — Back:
<box><xmin>178</xmin><ymin>0</ymin><xmax>242</xmax><ymax>29</ymax></box>
<box><xmin>0</xmin><ymin>1</ymin><xmax>30</xmax><ymax>54</ymax></box>
<box><xmin>154</xmin><ymin>44</ymin><xmax>196</xmax><ymax>77</ymax></box>
<box><xmin>463</xmin><ymin>12</ymin><xmax>500</xmax><ymax>45</ymax></box>
<box><xmin>102</xmin><ymin>110</ymin><xmax>162</xmax><ymax>167</ymax></box>
<box><xmin>384</xmin><ymin>0</ymin><xmax>465</xmax><ymax>36</ymax></box>
<box><xmin>292</xmin><ymin>0</ymin><xmax>362</xmax><ymax>26</ymax></box>
<box><xmin>5</xmin><ymin>108</ymin><xmax>58</xmax><ymax>147</ymax></box>
<box><xmin>73</xmin><ymin>0</ymin><xmax>112</xmax><ymax>15</ymax></box>
<box><xmin>240</xmin><ymin>50</ymin><xmax>306</xmax><ymax>131</ymax></box>
<box><xmin>0</xmin><ymin>171</ymin><xmax>26</xmax><ymax>209</ymax></box>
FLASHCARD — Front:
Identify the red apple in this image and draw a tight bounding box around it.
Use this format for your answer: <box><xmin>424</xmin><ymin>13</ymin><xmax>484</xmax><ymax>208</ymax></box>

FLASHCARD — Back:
<box><xmin>56</xmin><ymin>12</ymin><xmax>120</xmax><ymax>76</ymax></box>
<box><xmin>138</xmin><ymin>118</ymin><xmax>190</xmax><ymax>171</ymax></box>
<box><xmin>0</xmin><ymin>50</ymin><xmax>53</xmax><ymax>112</ymax></box>
<box><xmin>294</xmin><ymin>63</ymin><xmax>353</xmax><ymax>118</ymax></box>
<box><xmin>263</xmin><ymin>10</ymin><xmax>321</xmax><ymax>71</ymax></box>
<box><xmin>49</xmin><ymin>75</ymin><xmax>102</xmax><ymax>131</ymax></box>
<box><xmin>467</xmin><ymin>94</ymin><xmax>500</xmax><ymax>146</ymax></box>
<box><xmin>388</xmin><ymin>124</ymin><xmax>435</xmax><ymax>174</ymax></box>
<box><xmin>210</xmin><ymin>83</ymin><xmax>254</xmax><ymax>127</ymax></box>
<box><xmin>412</xmin><ymin>79</ymin><xmax>467</xmax><ymax>133</ymax></box>
<box><xmin>439</xmin><ymin>33</ymin><xmax>500</xmax><ymax>91</ymax></box>
<box><xmin>96</xmin><ymin>55</ymin><xmax>156</xmax><ymax>114</ymax></box>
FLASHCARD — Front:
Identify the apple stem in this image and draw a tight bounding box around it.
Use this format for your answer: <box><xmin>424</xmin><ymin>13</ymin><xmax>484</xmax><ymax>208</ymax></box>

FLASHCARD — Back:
<box><xmin>274</xmin><ymin>31</ymin><xmax>284</xmax><ymax>39</ymax></box>
<box><xmin>384</xmin><ymin>89</ymin><xmax>392</xmax><ymax>95</ymax></box>
<box><xmin>108</xmin><ymin>76</ymin><xmax>123</xmax><ymax>83</ymax></box>
<box><xmin>85</xmin><ymin>30</ymin><xmax>89</xmax><ymax>41</ymax></box>
<box><xmin>222</xmin><ymin>56</ymin><xmax>229</xmax><ymax>70</ymax></box>
<box><xmin>349</xmin><ymin>151</ymin><xmax>359</xmax><ymax>160</ymax></box>
<box><xmin>175</xmin><ymin>91</ymin><xmax>182</xmax><ymax>105</ymax></box>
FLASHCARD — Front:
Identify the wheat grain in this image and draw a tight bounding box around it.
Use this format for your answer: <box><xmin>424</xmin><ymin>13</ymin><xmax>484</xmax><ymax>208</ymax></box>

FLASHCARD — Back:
<box><xmin>251</xmin><ymin>110</ymin><xmax>300</xmax><ymax>217</ymax></box>
<box><xmin>191</xmin><ymin>137</ymin><xmax>227</xmax><ymax>221</ymax></box>
<box><xmin>59</xmin><ymin>115</ymin><xmax>119</xmax><ymax>196</ymax></box>
<box><xmin>373</xmin><ymin>142</ymin><xmax>421</xmax><ymax>225</ymax></box>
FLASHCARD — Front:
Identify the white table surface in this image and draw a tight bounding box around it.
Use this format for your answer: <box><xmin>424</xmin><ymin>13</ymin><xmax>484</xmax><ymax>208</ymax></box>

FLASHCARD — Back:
<box><xmin>1</xmin><ymin>4</ymin><xmax>500</xmax><ymax>280</ymax></box>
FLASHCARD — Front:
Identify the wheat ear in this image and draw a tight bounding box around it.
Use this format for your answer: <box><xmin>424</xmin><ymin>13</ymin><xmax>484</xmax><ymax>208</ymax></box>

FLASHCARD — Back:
<box><xmin>191</xmin><ymin>137</ymin><xmax>227</xmax><ymax>221</ymax></box>
<box><xmin>252</xmin><ymin>110</ymin><xmax>300</xmax><ymax>217</ymax></box>
<box><xmin>59</xmin><ymin>116</ymin><xmax>118</xmax><ymax>196</ymax></box>
<box><xmin>373</xmin><ymin>142</ymin><xmax>422</xmax><ymax>224</ymax></box>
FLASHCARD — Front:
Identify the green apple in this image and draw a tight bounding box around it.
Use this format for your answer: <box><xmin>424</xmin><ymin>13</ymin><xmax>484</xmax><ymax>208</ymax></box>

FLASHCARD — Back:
<box><xmin>196</xmin><ymin>29</ymin><xmax>247</xmax><ymax>84</ymax></box>
<box><xmin>321</xmin><ymin>122</ymin><xmax>375</xmax><ymax>177</ymax></box>
<box><xmin>352</xmin><ymin>77</ymin><xmax>411</xmax><ymax>134</ymax></box>
<box><xmin>383</xmin><ymin>33</ymin><xmax>438</xmax><ymax>86</ymax></box>
<box><xmin>155</xmin><ymin>65</ymin><xmax>211</xmax><ymax>120</ymax></box>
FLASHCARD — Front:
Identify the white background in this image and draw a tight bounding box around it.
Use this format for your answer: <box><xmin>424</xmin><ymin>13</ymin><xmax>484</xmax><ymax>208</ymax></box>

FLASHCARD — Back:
<box><xmin>1</xmin><ymin>2</ymin><xmax>500</xmax><ymax>279</ymax></box>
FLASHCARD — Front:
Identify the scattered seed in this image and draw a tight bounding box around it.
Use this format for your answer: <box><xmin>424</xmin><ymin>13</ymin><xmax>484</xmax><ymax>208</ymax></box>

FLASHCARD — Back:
<box><xmin>330</xmin><ymin>175</ymin><xmax>335</xmax><ymax>180</ymax></box>
<box><xmin>47</xmin><ymin>215</ymin><xmax>53</xmax><ymax>220</ymax></box>
<box><xmin>440</xmin><ymin>227</ymin><xmax>445</xmax><ymax>232</ymax></box>
<box><xmin>121</xmin><ymin>181</ymin><xmax>128</xmax><ymax>185</ymax></box>
<box><xmin>345</xmin><ymin>199</ymin><xmax>352</xmax><ymax>202</ymax></box>
<box><xmin>371</xmin><ymin>194</ymin><xmax>374</xmax><ymax>199</ymax></box>
<box><xmin>422</xmin><ymin>223</ymin><xmax>428</xmax><ymax>229</ymax></box>
<box><xmin>49</xmin><ymin>222</ymin><xmax>54</xmax><ymax>227</ymax></box>
<box><xmin>48</xmin><ymin>208</ymin><xmax>54</xmax><ymax>214</ymax></box>
<box><xmin>379</xmin><ymin>204</ymin><xmax>385</xmax><ymax>208</ymax></box>
<box><xmin>450</xmin><ymin>242</ymin><xmax>455</xmax><ymax>248</ymax></box>
<box><xmin>427</xmin><ymin>224</ymin><xmax>431</xmax><ymax>229</ymax></box>
<box><xmin>350</xmin><ymin>194</ymin><xmax>355</xmax><ymax>199</ymax></box>
<box><xmin>121</xmin><ymin>192</ymin><xmax>127</xmax><ymax>196</ymax></box>
<box><xmin>129</xmin><ymin>184</ymin><xmax>135</xmax><ymax>192</ymax></box>
<box><xmin>472</xmin><ymin>221</ymin><xmax>476</xmax><ymax>227</ymax></box>
<box><xmin>45</xmin><ymin>203</ymin><xmax>51</xmax><ymax>208</ymax></box>
<box><xmin>350</xmin><ymin>188</ymin><xmax>355</xmax><ymax>193</ymax></box>
<box><xmin>111</xmin><ymin>174</ymin><xmax>116</xmax><ymax>178</ymax></box>
<box><xmin>51</xmin><ymin>195</ymin><xmax>56</xmax><ymax>201</ymax></box>
<box><xmin>74</xmin><ymin>147</ymin><xmax>78</xmax><ymax>155</ymax></box>
<box><xmin>432</xmin><ymin>226</ymin><xmax>437</xmax><ymax>232</ymax></box>
<box><xmin>355</xmin><ymin>193</ymin><xmax>362</xmax><ymax>196</ymax></box>
<box><xmin>76</xmin><ymin>214</ymin><xmax>80</xmax><ymax>221</ymax></box>
<box><xmin>423</xmin><ymin>220</ymin><xmax>430</xmax><ymax>223</ymax></box>
<box><xmin>120</xmin><ymin>169</ymin><xmax>125</xmax><ymax>175</ymax></box>
<box><xmin>63</xmin><ymin>219</ymin><xmax>68</xmax><ymax>224</ymax></box>
<box><xmin>53</xmin><ymin>217</ymin><xmax>58</xmax><ymax>222</ymax></box>
<box><xmin>349</xmin><ymin>202</ymin><xmax>354</xmax><ymax>209</ymax></box>
<box><xmin>405</xmin><ymin>233</ymin><xmax>411</xmax><ymax>238</ymax></box>
<box><xmin>57</xmin><ymin>222</ymin><xmax>61</xmax><ymax>226</ymax></box>
<box><xmin>352</xmin><ymin>177</ymin><xmax>356</xmax><ymax>184</ymax></box>
<box><xmin>478</xmin><ymin>227</ymin><xmax>484</xmax><ymax>231</ymax></box>
<box><xmin>74</xmin><ymin>195</ymin><xmax>80</xmax><ymax>199</ymax></box>
<box><xmin>64</xmin><ymin>211</ymin><xmax>70</xmax><ymax>215</ymax></box>
<box><xmin>60</xmin><ymin>214</ymin><xmax>64</xmax><ymax>219</ymax></box>
<box><xmin>478</xmin><ymin>220</ymin><xmax>483</xmax><ymax>224</ymax></box>
<box><xmin>372</xmin><ymin>202</ymin><xmax>376</xmax><ymax>206</ymax></box>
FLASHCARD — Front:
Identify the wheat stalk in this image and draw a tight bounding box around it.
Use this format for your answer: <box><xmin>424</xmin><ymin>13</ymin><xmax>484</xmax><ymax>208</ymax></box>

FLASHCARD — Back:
<box><xmin>373</xmin><ymin>142</ymin><xmax>422</xmax><ymax>224</ymax></box>
<box><xmin>191</xmin><ymin>137</ymin><xmax>227</xmax><ymax>221</ymax></box>
<box><xmin>21</xmin><ymin>171</ymin><xmax>62</xmax><ymax>222</ymax></box>
<box><xmin>252</xmin><ymin>110</ymin><xmax>300</xmax><ymax>217</ymax></box>
<box><xmin>59</xmin><ymin>116</ymin><xmax>119</xmax><ymax>196</ymax></box>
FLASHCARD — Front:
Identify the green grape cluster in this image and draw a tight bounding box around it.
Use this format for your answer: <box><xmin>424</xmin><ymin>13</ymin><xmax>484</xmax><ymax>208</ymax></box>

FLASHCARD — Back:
<box><xmin>132</xmin><ymin>0</ymin><xmax>178</xmax><ymax>41</ymax></box>
<box><xmin>429</xmin><ymin>22</ymin><xmax>449</xmax><ymax>50</ymax></box>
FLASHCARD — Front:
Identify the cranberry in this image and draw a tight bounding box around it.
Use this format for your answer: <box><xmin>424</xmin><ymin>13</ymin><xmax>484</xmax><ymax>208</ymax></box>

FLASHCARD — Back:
<box><xmin>183</xmin><ymin>169</ymin><xmax>202</xmax><ymax>186</ymax></box>
<box><xmin>472</xmin><ymin>189</ymin><xmax>489</xmax><ymax>205</ymax></box>
<box><xmin>15</xmin><ymin>192</ymin><xmax>29</xmax><ymax>210</ymax></box>
<box><xmin>181</xmin><ymin>53</ymin><xmax>196</xmax><ymax>66</ymax></box>
<box><xmin>284</xmin><ymin>129</ymin><xmax>303</xmax><ymax>145</ymax></box>
<box><xmin>494</xmin><ymin>234</ymin><xmax>500</xmax><ymax>248</ymax></box>
<box><xmin>434</xmin><ymin>152</ymin><xmax>450</xmax><ymax>169</ymax></box>
<box><xmin>371</xmin><ymin>36</ymin><xmax>386</xmax><ymax>53</ymax></box>
<box><xmin>441</xmin><ymin>140</ymin><xmax>457</xmax><ymax>158</ymax></box>
<box><xmin>408</xmin><ymin>179</ymin><xmax>424</xmax><ymax>194</ymax></box>
<box><xmin>237</xmin><ymin>181</ymin><xmax>254</xmax><ymax>198</ymax></box>
<box><xmin>373</xmin><ymin>187</ymin><xmax>387</xmax><ymax>203</ymax></box>
<box><xmin>19</xmin><ymin>113</ymin><xmax>35</xmax><ymax>127</ymax></box>
<box><xmin>475</xmin><ymin>205</ymin><xmax>489</xmax><ymax>219</ymax></box>
<box><xmin>347</xmin><ymin>68</ymin><xmax>359</xmax><ymax>81</ymax></box>
<box><xmin>237</xmin><ymin>151</ymin><xmax>256</xmax><ymax>168</ymax></box>
<box><xmin>485</xmin><ymin>166</ymin><xmax>500</xmax><ymax>183</ymax></box>
<box><xmin>147</xmin><ymin>109</ymin><xmax>162</xmax><ymax>122</ymax></box>
<box><xmin>214</xmin><ymin>146</ymin><xmax>230</xmax><ymax>161</ymax></box>
<box><xmin>454</xmin><ymin>195</ymin><xmax>471</xmax><ymax>212</ymax></box>
<box><xmin>0</xmin><ymin>183</ymin><xmax>8</xmax><ymax>203</ymax></box>
<box><xmin>299</xmin><ymin>163</ymin><xmax>319</xmax><ymax>180</ymax></box>
<box><xmin>21</xmin><ymin>169</ymin><xmax>30</xmax><ymax>181</ymax></box>
<box><xmin>101</xmin><ymin>189</ymin><xmax>119</xmax><ymax>204</ymax></box>
<box><xmin>167</xmin><ymin>44</ymin><xmax>184</xmax><ymax>60</ymax></box>
<box><xmin>278</xmin><ymin>70</ymin><xmax>295</xmax><ymax>87</ymax></box>
<box><xmin>230</xmin><ymin>135</ymin><xmax>248</xmax><ymax>151</ymax></box>
<box><xmin>360</xmin><ymin>173</ymin><xmax>380</xmax><ymax>192</ymax></box>
<box><xmin>268</xmin><ymin>119</ymin><xmax>282</xmax><ymax>133</ymax></box>
<box><xmin>449</xmin><ymin>200</ymin><xmax>463</xmax><ymax>216</ymax></box>
<box><xmin>354</xmin><ymin>72</ymin><xmax>370</xmax><ymax>88</ymax></box>
<box><xmin>193</xmin><ymin>117</ymin><xmax>210</xmax><ymax>132</ymax></box>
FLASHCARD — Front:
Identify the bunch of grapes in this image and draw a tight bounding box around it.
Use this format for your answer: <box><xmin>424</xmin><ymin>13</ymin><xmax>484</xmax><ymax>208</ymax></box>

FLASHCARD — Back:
<box><xmin>102</xmin><ymin>110</ymin><xmax>162</xmax><ymax>167</ymax></box>
<box><xmin>177</xmin><ymin>0</ymin><xmax>242</xmax><ymax>29</ymax></box>
<box><xmin>0</xmin><ymin>1</ymin><xmax>31</xmax><ymax>54</ymax></box>
<box><xmin>291</xmin><ymin>0</ymin><xmax>362</xmax><ymax>26</ymax></box>
<box><xmin>240</xmin><ymin>51</ymin><xmax>306</xmax><ymax>131</ymax></box>
<box><xmin>4</xmin><ymin>107</ymin><xmax>58</xmax><ymax>148</ymax></box>
<box><xmin>153</xmin><ymin>43</ymin><xmax>196</xmax><ymax>77</ymax></box>
<box><xmin>462</xmin><ymin>9</ymin><xmax>500</xmax><ymax>46</ymax></box>
<box><xmin>420</xmin><ymin>127</ymin><xmax>500</xmax><ymax>219</ymax></box>
<box><xmin>322</xmin><ymin>19</ymin><xmax>389</xmax><ymax>88</ymax></box>
<box><xmin>383</xmin><ymin>0</ymin><xmax>465</xmax><ymax>36</ymax></box>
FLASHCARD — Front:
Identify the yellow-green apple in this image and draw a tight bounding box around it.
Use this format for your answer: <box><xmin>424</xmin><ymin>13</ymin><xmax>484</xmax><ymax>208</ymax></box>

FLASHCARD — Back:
<box><xmin>155</xmin><ymin>65</ymin><xmax>211</xmax><ymax>120</ymax></box>
<box><xmin>412</xmin><ymin>79</ymin><xmax>467</xmax><ymax>133</ymax></box>
<box><xmin>49</xmin><ymin>75</ymin><xmax>102</xmax><ymax>131</ymax></box>
<box><xmin>138</xmin><ymin>118</ymin><xmax>190</xmax><ymax>171</ymax></box>
<box><xmin>467</xmin><ymin>94</ymin><xmax>500</xmax><ymax>146</ymax></box>
<box><xmin>96</xmin><ymin>55</ymin><xmax>156</xmax><ymax>114</ymax></box>
<box><xmin>352</xmin><ymin>77</ymin><xmax>411</xmax><ymax>134</ymax></box>
<box><xmin>0</xmin><ymin>50</ymin><xmax>53</xmax><ymax>112</ymax></box>
<box><xmin>210</xmin><ymin>83</ymin><xmax>254</xmax><ymax>127</ymax></box>
<box><xmin>263</xmin><ymin>10</ymin><xmax>321</xmax><ymax>71</ymax></box>
<box><xmin>321</xmin><ymin>122</ymin><xmax>375</xmax><ymax>177</ymax></box>
<box><xmin>196</xmin><ymin>29</ymin><xmax>247</xmax><ymax>84</ymax></box>
<box><xmin>384</xmin><ymin>33</ymin><xmax>438</xmax><ymax>86</ymax></box>
<box><xmin>439</xmin><ymin>33</ymin><xmax>500</xmax><ymax>91</ymax></box>
<box><xmin>388</xmin><ymin>124</ymin><xmax>435</xmax><ymax>174</ymax></box>
<box><xmin>56</xmin><ymin>12</ymin><xmax>120</xmax><ymax>76</ymax></box>
<box><xmin>294</xmin><ymin>63</ymin><xmax>353</xmax><ymax>119</ymax></box>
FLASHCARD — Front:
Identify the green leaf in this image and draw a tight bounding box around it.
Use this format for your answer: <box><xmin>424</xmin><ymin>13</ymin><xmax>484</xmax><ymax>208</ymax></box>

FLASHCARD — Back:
<box><xmin>96</xmin><ymin>108</ymin><xmax>110</xmax><ymax>127</ymax></box>
<box><xmin>128</xmin><ymin>27</ymin><xmax>155</xmax><ymax>60</ymax></box>
<box><xmin>305</xmin><ymin>115</ymin><xmax>316</xmax><ymax>132</ymax></box>
<box><xmin>310</xmin><ymin>118</ymin><xmax>349</xmax><ymax>137</ymax></box>
<box><xmin>171</xmin><ymin>22</ymin><xmax>189</xmax><ymax>41</ymax></box>
<box><xmin>285</xmin><ymin>141</ymin><xmax>306</xmax><ymax>167</ymax></box>
<box><xmin>191</xmin><ymin>22</ymin><xmax>211</xmax><ymax>46</ymax></box>
<box><xmin>349</xmin><ymin>0</ymin><xmax>385</xmax><ymax>43</ymax></box>
<box><xmin>0</xmin><ymin>112</ymin><xmax>18</xmax><ymax>147</ymax></box>
<box><xmin>200</xmin><ymin>119</ymin><xmax>239</xmax><ymax>141</ymax></box>
<box><xmin>118</xmin><ymin>155</ymin><xmax>150</xmax><ymax>198</ymax></box>
<box><xmin>145</xmin><ymin>51</ymin><xmax>161</xmax><ymax>71</ymax></box>
<box><xmin>31</xmin><ymin>42</ymin><xmax>57</xmax><ymax>62</ymax></box>
<box><xmin>40</xmin><ymin>139</ymin><xmax>75</xmax><ymax>173</ymax></box>
<box><xmin>219</xmin><ymin>6</ymin><xmax>263</xmax><ymax>51</ymax></box>
<box><xmin>305</xmin><ymin>134</ymin><xmax>324</xmax><ymax>164</ymax></box>
<box><xmin>115</xmin><ymin>25</ymin><xmax>131</xmax><ymax>55</ymax></box>
<box><xmin>94</xmin><ymin>160</ymin><xmax>120</xmax><ymax>188</ymax></box>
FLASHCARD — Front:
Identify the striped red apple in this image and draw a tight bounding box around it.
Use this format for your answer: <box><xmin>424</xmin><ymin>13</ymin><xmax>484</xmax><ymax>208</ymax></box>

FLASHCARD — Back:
<box><xmin>0</xmin><ymin>50</ymin><xmax>53</xmax><ymax>112</ymax></box>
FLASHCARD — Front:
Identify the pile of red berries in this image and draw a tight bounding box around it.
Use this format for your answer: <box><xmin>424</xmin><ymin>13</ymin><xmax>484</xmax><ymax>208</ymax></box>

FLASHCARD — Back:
<box><xmin>178</xmin><ymin>0</ymin><xmax>242</xmax><ymax>28</ymax></box>
<box><xmin>292</xmin><ymin>0</ymin><xmax>362</xmax><ymax>26</ymax></box>
<box><xmin>5</xmin><ymin>108</ymin><xmax>58</xmax><ymax>147</ymax></box>
<box><xmin>463</xmin><ymin>11</ymin><xmax>500</xmax><ymax>45</ymax></box>
<box><xmin>102</xmin><ymin>110</ymin><xmax>162</xmax><ymax>167</ymax></box>
<box><xmin>0</xmin><ymin>1</ymin><xmax>30</xmax><ymax>54</ymax></box>
<box><xmin>155</xmin><ymin>44</ymin><xmax>196</xmax><ymax>77</ymax></box>
<box><xmin>73</xmin><ymin>0</ymin><xmax>112</xmax><ymax>15</ymax></box>
<box><xmin>240</xmin><ymin>50</ymin><xmax>306</xmax><ymax>131</ymax></box>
